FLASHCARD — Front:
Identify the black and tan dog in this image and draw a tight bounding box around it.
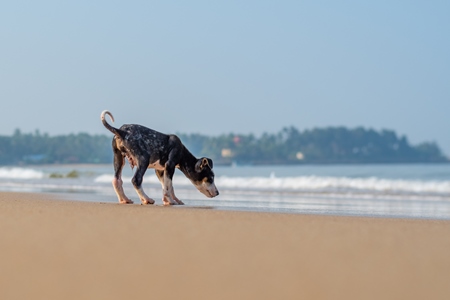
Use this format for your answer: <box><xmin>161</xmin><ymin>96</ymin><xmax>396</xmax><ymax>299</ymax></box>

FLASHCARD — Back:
<box><xmin>101</xmin><ymin>110</ymin><xmax>219</xmax><ymax>205</ymax></box>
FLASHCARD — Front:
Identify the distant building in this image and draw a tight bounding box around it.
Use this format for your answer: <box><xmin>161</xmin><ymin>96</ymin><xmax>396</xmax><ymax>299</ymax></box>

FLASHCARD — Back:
<box><xmin>221</xmin><ymin>149</ymin><xmax>233</xmax><ymax>158</ymax></box>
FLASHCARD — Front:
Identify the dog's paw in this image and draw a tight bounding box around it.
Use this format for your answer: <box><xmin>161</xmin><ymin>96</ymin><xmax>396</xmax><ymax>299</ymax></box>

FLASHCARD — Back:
<box><xmin>172</xmin><ymin>197</ymin><xmax>184</xmax><ymax>205</ymax></box>
<box><xmin>162</xmin><ymin>195</ymin><xmax>176</xmax><ymax>206</ymax></box>
<box><xmin>140</xmin><ymin>198</ymin><xmax>155</xmax><ymax>205</ymax></box>
<box><xmin>162</xmin><ymin>199</ymin><xmax>176</xmax><ymax>206</ymax></box>
<box><xmin>119</xmin><ymin>198</ymin><xmax>134</xmax><ymax>204</ymax></box>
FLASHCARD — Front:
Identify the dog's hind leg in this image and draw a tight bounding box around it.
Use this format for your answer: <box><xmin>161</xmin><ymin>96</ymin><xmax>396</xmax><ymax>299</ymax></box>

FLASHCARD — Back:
<box><xmin>131</xmin><ymin>161</ymin><xmax>155</xmax><ymax>205</ymax></box>
<box><xmin>155</xmin><ymin>170</ymin><xmax>184</xmax><ymax>205</ymax></box>
<box><xmin>112</xmin><ymin>143</ymin><xmax>133</xmax><ymax>204</ymax></box>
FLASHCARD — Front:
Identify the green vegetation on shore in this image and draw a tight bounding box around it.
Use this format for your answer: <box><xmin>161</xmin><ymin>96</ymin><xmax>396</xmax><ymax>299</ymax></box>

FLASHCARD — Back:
<box><xmin>0</xmin><ymin>127</ymin><xmax>447</xmax><ymax>165</ymax></box>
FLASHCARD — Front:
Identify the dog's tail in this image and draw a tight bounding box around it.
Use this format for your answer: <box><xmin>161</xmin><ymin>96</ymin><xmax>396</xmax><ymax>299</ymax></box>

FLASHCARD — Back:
<box><xmin>100</xmin><ymin>110</ymin><xmax>122</xmax><ymax>136</ymax></box>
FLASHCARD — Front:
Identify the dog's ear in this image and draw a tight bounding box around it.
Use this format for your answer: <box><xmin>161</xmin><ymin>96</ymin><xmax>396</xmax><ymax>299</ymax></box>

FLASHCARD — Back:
<box><xmin>207</xmin><ymin>158</ymin><xmax>213</xmax><ymax>169</ymax></box>
<box><xmin>195</xmin><ymin>157</ymin><xmax>212</xmax><ymax>172</ymax></box>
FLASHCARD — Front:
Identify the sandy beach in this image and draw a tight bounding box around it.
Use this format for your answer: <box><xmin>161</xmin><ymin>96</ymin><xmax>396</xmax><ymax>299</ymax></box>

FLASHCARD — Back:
<box><xmin>1</xmin><ymin>192</ymin><xmax>450</xmax><ymax>300</ymax></box>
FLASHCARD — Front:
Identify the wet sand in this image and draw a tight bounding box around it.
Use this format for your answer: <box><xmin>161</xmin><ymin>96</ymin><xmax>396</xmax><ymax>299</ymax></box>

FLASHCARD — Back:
<box><xmin>1</xmin><ymin>192</ymin><xmax>450</xmax><ymax>300</ymax></box>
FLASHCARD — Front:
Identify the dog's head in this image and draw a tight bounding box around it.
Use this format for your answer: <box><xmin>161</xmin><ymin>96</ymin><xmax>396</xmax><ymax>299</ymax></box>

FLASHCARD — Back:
<box><xmin>190</xmin><ymin>157</ymin><xmax>219</xmax><ymax>198</ymax></box>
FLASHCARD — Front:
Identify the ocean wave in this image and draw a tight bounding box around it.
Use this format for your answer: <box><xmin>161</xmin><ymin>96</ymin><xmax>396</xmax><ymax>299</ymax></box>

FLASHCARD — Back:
<box><xmin>2</xmin><ymin>166</ymin><xmax>450</xmax><ymax>199</ymax></box>
<box><xmin>95</xmin><ymin>173</ymin><xmax>450</xmax><ymax>197</ymax></box>
<box><xmin>0</xmin><ymin>167</ymin><xmax>45</xmax><ymax>179</ymax></box>
<box><xmin>217</xmin><ymin>176</ymin><xmax>450</xmax><ymax>194</ymax></box>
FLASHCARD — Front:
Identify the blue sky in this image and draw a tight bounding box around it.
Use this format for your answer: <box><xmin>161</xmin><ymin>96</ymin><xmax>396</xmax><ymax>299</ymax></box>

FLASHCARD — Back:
<box><xmin>1</xmin><ymin>1</ymin><xmax>449</xmax><ymax>155</ymax></box>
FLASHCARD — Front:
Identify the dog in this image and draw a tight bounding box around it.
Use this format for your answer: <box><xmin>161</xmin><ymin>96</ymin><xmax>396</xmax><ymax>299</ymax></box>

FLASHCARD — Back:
<box><xmin>101</xmin><ymin>110</ymin><xmax>219</xmax><ymax>205</ymax></box>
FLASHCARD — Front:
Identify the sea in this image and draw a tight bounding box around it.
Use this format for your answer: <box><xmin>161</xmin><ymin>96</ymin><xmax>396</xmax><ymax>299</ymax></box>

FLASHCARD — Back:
<box><xmin>1</xmin><ymin>163</ymin><xmax>450</xmax><ymax>220</ymax></box>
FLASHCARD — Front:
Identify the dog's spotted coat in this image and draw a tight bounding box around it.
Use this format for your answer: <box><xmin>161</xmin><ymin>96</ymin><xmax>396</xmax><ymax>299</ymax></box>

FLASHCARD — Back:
<box><xmin>101</xmin><ymin>110</ymin><xmax>219</xmax><ymax>205</ymax></box>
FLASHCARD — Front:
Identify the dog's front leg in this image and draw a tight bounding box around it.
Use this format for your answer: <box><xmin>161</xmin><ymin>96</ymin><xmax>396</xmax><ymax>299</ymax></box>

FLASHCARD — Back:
<box><xmin>131</xmin><ymin>163</ymin><xmax>155</xmax><ymax>205</ymax></box>
<box><xmin>159</xmin><ymin>164</ymin><xmax>182</xmax><ymax>206</ymax></box>
<box><xmin>171</xmin><ymin>190</ymin><xmax>184</xmax><ymax>205</ymax></box>
<box><xmin>155</xmin><ymin>170</ymin><xmax>184</xmax><ymax>205</ymax></box>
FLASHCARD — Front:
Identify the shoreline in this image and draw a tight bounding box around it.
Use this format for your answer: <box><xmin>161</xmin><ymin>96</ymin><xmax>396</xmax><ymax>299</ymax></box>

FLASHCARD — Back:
<box><xmin>6</xmin><ymin>189</ymin><xmax>450</xmax><ymax>221</ymax></box>
<box><xmin>2</xmin><ymin>163</ymin><xmax>450</xmax><ymax>220</ymax></box>
<box><xmin>1</xmin><ymin>191</ymin><xmax>450</xmax><ymax>300</ymax></box>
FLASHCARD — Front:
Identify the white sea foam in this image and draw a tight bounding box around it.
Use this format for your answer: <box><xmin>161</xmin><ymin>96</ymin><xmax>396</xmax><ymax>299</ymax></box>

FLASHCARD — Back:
<box><xmin>94</xmin><ymin>174</ymin><xmax>117</xmax><ymax>183</ymax></box>
<box><xmin>216</xmin><ymin>175</ymin><xmax>450</xmax><ymax>195</ymax></box>
<box><xmin>94</xmin><ymin>173</ymin><xmax>450</xmax><ymax>197</ymax></box>
<box><xmin>2</xmin><ymin>167</ymin><xmax>450</xmax><ymax>199</ymax></box>
<box><xmin>0</xmin><ymin>167</ymin><xmax>44</xmax><ymax>179</ymax></box>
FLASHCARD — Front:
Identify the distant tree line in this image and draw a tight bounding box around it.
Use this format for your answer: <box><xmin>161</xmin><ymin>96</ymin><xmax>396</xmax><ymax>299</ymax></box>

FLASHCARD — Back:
<box><xmin>179</xmin><ymin>127</ymin><xmax>447</xmax><ymax>165</ymax></box>
<box><xmin>0</xmin><ymin>129</ymin><xmax>112</xmax><ymax>165</ymax></box>
<box><xmin>0</xmin><ymin>127</ymin><xmax>447</xmax><ymax>165</ymax></box>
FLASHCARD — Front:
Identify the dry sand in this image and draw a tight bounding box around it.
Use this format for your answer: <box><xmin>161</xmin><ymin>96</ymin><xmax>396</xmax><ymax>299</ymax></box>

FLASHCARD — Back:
<box><xmin>1</xmin><ymin>192</ymin><xmax>450</xmax><ymax>300</ymax></box>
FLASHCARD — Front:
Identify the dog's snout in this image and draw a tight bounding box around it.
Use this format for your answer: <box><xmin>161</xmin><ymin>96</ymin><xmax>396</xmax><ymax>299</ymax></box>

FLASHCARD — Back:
<box><xmin>206</xmin><ymin>187</ymin><xmax>219</xmax><ymax>198</ymax></box>
<box><xmin>210</xmin><ymin>189</ymin><xmax>219</xmax><ymax>198</ymax></box>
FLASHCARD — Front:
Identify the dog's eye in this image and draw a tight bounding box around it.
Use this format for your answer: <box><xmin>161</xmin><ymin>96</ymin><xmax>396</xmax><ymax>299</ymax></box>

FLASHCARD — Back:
<box><xmin>203</xmin><ymin>176</ymin><xmax>214</xmax><ymax>184</ymax></box>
